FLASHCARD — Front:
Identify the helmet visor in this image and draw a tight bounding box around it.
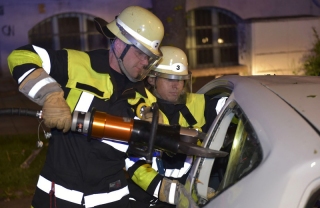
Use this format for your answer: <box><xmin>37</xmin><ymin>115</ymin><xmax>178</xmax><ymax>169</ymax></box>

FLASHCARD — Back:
<box><xmin>131</xmin><ymin>46</ymin><xmax>162</xmax><ymax>81</ymax></box>
<box><xmin>116</xmin><ymin>19</ymin><xmax>162</xmax><ymax>81</ymax></box>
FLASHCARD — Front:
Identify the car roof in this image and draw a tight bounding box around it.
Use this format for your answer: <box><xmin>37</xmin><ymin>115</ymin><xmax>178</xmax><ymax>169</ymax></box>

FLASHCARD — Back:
<box><xmin>218</xmin><ymin>75</ymin><xmax>320</xmax><ymax>133</ymax></box>
<box><xmin>246</xmin><ymin>75</ymin><xmax>320</xmax><ymax>133</ymax></box>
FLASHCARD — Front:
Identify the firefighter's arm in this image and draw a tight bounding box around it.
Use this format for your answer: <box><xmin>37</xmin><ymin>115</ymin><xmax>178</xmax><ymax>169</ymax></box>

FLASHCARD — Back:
<box><xmin>128</xmin><ymin>160</ymin><xmax>198</xmax><ymax>208</ymax></box>
<box><xmin>7</xmin><ymin>49</ymin><xmax>71</xmax><ymax>132</ymax></box>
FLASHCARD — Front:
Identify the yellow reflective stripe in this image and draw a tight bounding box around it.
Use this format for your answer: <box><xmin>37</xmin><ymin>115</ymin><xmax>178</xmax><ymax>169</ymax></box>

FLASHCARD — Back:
<box><xmin>132</xmin><ymin>163</ymin><xmax>158</xmax><ymax>191</ymax></box>
<box><xmin>8</xmin><ymin>50</ymin><xmax>42</xmax><ymax>74</ymax></box>
<box><xmin>66</xmin><ymin>89</ymin><xmax>82</xmax><ymax>112</ymax></box>
<box><xmin>84</xmin><ymin>186</ymin><xmax>129</xmax><ymax>207</ymax></box>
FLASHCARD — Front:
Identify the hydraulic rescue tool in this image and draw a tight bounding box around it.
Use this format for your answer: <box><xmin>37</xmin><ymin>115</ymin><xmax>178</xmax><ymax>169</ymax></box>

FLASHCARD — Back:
<box><xmin>0</xmin><ymin>105</ymin><xmax>228</xmax><ymax>162</ymax></box>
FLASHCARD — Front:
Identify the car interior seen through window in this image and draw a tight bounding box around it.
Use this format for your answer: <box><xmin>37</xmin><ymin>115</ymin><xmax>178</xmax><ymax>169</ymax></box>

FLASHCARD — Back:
<box><xmin>194</xmin><ymin>100</ymin><xmax>263</xmax><ymax>206</ymax></box>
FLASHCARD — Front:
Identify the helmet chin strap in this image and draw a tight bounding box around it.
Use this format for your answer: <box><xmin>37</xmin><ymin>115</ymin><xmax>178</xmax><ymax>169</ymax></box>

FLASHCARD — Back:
<box><xmin>111</xmin><ymin>40</ymin><xmax>138</xmax><ymax>82</ymax></box>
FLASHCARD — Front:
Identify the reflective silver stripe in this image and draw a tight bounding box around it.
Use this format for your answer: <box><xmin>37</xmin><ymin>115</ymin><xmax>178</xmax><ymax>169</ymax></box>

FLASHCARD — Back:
<box><xmin>101</xmin><ymin>139</ymin><xmax>129</xmax><ymax>153</ymax></box>
<box><xmin>152</xmin><ymin>157</ymin><xmax>157</xmax><ymax>170</ymax></box>
<box><xmin>32</xmin><ymin>45</ymin><xmax>51</xmax><ymax>74</ymax></box>
<box><xmin>28</xmin><ymin>77</ymin><xmax>57</xmax><ymax>98</ymax></box>
<box><xmin>165</xmin><ymin>169</ymin><xmax>179</xmax><ymax>178</ymax></box>
<box><xmin>84</xmin><ymin>186</ymin><xmax>129</xmax><ymax>208</ymax></box>
<box><xmin>125</xmin><ymin>157</ymin><xmax>145</xmax><ymax>171</ymax></box>
<box><xmin>169</xmin><ymin>183</ymin><xmax>177</xmax><ymax>204</ymax></box>
<box><xmin>153</xmin><ymin>181</ymin><xmax>161</xmax><ymax>198</ymax></box>
<box><xmin>216</xmin><ymin>97</ymin><xmax>228</xmax><ymax>114</ymax></box>
<box><xmin>18</xmin><ymin>68</ymin><xmax>35</xmax><ymax>84</ymax></box>
<box><xmin>156</xmin><ymin>63</ymin><xmax>187</xmax><ymax>73</ymax></box>
<box><xmin>164</xmin><ymin>156</ymin><xmax>192</xmax><ymax>178</ymax></box>
<box><xmin>125</xmin><ymin>157</ymin><xmax>157</xmax><ymax>170</ymax></box>
<box><xmin>75</xmin><ymin>92</ymin><xmax>94</xmax><ymax>112</ymax></box>
<box><xmin>125</xmin><ymin>158</ymin><xmax>135</xmax><ymax>171</ymax></box>
<box><xmin>37</xmin><ymin>175</ymin><xmax>83</xmax><ymax>205</ymax></box>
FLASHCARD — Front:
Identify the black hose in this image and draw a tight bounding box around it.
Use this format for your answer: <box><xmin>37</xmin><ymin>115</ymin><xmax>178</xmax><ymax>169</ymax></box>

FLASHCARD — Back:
<box><xmin>0</xmin><ymin>108</ymin><xmax>40</xmax><ymax>118</ymax></box>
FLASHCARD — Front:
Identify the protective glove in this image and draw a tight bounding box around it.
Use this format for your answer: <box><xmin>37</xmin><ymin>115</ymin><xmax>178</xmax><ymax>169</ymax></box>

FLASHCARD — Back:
<box><xmin>42</xmin><ymin>91</ymin><xmax>71</xmax><ymax>133</ymax></box>
<box><xmin>159</xmin><ymin>177</ymin><xmax>198</xmax><ymax>208</ymax></box>
<box><xmin>144</xmin><ymin>111</ymin><xmax>164</xmax><ymax>124</ymax></box>
<box><xmin>136</xmin><ymin>103</ymin><xmax>164</xmax><ymax>124</ymax></box>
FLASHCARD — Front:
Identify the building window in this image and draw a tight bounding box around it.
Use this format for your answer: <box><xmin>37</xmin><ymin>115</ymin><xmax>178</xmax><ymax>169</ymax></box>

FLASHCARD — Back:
<box><xmin>187</xmin><ymin>8</ymin><xmax>240</xmax><ymax>69</ymax></box>
<box><xmin>0</xmin><ymin>6</ymin><xmax>4</xmax><ymax>16</ymax></box>
<box><xmin>29</xmin><ymin>13</ymin><xmax>109</xmax><ymax>50</ymax></box>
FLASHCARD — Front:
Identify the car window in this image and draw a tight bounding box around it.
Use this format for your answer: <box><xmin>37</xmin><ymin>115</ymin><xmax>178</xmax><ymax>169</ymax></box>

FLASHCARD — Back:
<box><xmin>193</xmin><ymin>101</ymin><xmax>263</xmax><ymax>206</ymax></box>
<box><xmin>218</xmin><ymin>107</ymin><xmax>262</xmax><ymax>190</ymax></box>
<box><xmin>306</xmin><ymin>188</ymin><xmax>320</xmax><ymax>208</ymax></box>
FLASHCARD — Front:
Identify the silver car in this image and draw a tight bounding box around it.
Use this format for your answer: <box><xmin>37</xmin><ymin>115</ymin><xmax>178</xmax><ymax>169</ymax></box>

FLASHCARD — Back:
<box><xmin>186</xmin><ymin>75</ymin><xmax>320</xmax><ymax>208</ymax></box>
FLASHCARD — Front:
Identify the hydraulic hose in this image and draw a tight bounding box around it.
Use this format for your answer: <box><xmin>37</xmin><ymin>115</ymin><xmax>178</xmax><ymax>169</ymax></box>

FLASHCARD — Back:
<box><xmin>0</xmin><ymin>108</ymin><xmax>41</xmax><ymax>118</ymax></box>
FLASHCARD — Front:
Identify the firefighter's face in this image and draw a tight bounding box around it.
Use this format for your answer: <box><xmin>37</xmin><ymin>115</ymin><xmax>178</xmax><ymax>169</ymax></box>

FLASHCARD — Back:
<box><xmin>148</xmin><ymin>77</ymin><xmax>184</xmax><ymax>102</ymax></box>
<box><xmin>122</xmin><ymin>45</ymin><xmax>149</xmax><ymax>78</ymax></box>
<box><xmin>112</xmin><ymin>39</ymin><xmax>149</xmax><ymax>80</ymax></box>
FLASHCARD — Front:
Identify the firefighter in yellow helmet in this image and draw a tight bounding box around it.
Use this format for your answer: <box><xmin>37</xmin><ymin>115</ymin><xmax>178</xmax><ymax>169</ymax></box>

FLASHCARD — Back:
<box><xmin>126</xmin><ymin>46</ymin><xmax>227</xmax><ymax>207</ymax></box>
<box><xmin>7</xmin><ymin>6</ymin><xmax>164</xmax><ymax>208</ymax></box>
<box><xmin>145</xmin><ymin>46</ymin><xmax>215</xmax><ymax>131</ymax></box>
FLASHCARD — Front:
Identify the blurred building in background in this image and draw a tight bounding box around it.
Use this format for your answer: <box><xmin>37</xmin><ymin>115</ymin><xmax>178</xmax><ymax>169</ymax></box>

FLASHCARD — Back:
<box><xmin>0</xmin><ymin>0</ymin><xmax>320</xmax><ymax>80</ymax></box>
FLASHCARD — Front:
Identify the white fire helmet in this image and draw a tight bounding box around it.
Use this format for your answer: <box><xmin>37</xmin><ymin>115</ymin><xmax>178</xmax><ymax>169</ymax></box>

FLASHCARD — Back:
<box><xmin>149</xmin><ymin>46</ymin><xmax>192</xmax><ymax>104</ymax></box>
<box><xmin>95</xmin><ymin>6</ymin><xmax>164</xmax><ymax>82</ymax></box>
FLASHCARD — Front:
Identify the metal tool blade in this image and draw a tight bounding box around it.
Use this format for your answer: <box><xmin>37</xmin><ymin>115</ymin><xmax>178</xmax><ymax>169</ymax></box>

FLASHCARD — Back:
<box><xmin>178</xmin><ymin>141</ymin><xmax>228</xmax><ymax>158</ymax></box>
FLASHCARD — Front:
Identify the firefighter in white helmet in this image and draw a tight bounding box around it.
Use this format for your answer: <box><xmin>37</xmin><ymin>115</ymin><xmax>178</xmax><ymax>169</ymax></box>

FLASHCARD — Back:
<box><xmin>136</xmin><ymin>46</ymin><xmax>221</xmax><ymax>131</ymax></box>
<box><xmin>126</xmin><ymin>46</ymin><xmax>227</xmax><ymax>207</ymax></box>
<box><xmin>7</xmin><ymin>6</ymin><xmax>164</xmax><ymax>208</ymax></box>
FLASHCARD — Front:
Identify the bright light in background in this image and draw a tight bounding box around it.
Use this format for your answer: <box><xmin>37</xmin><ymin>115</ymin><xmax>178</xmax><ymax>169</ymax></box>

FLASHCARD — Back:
<box><xmin>217</xmin><ymin>38</ymin><xmax>224</xmax><ymax>44</ymax></box>
<box><xmin>311</xmin><ymin>162</ymin><xmax>316</xmax><ymax>168</ymax></box>
<box><xmin>202</xmin><ymin>37</ymin><xmax>209</xmax><ymax>43</ymax></box>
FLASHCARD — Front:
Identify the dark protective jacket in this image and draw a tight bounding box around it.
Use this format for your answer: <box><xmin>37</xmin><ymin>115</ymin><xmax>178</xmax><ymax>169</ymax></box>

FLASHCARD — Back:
<box><xmin>126</xmin><ymin>92</ymin><xmax>222</xmax><ymax>207</ymax></box>
<box><xmin>8</xmin><ymin>44</ymin><xmax>149</xmax><ymax>208</ymax></box>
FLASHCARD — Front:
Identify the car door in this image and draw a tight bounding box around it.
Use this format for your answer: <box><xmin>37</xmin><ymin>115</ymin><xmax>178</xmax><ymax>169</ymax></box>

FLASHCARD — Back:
<box><xmin>185</xmin><ymin>78</ymin><xmax>263</xmax><ymax>207</ymax></box>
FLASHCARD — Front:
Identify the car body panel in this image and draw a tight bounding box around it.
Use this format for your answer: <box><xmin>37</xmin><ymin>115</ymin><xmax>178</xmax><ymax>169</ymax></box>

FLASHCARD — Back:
<box><xmin>190</xmin><ymin>75</ymin><xmax>320</xmax><ymax>208</ymax></box>
<box><xmin>246</xmin><ymin>76</ymin><xmax>320</xmax><ymax>133</ymax></box>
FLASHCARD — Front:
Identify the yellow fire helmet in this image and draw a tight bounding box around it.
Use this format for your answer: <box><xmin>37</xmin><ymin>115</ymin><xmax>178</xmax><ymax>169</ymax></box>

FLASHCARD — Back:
<box><xmin>149</xmin><ymin>46</ymin><xmax>192</xmax><ymax>103</ymax></box>
<box><xmin>94</xmin><ymin>6</ymin><xmax>164</xmax><ymax>82</ymax></box>
<box><xmin>149</xmin><ymin>46</ymin><xmax>191</xmax><ymax>80</ymax></box>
